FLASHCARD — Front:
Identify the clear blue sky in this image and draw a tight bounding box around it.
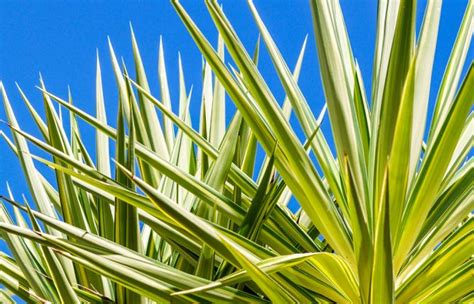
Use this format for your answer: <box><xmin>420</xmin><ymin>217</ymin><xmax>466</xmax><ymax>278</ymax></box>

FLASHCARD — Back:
<box><xmin>0</xmin><ymin>0</ymin><xmax>471</xmax><ymax>296</ymax></box>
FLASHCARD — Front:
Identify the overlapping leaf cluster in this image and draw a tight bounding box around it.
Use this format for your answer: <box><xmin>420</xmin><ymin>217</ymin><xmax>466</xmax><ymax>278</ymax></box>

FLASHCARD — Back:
<box><xmin>0</xmin><ymin>0</ymin><xmax>472</xmax><ymax>303</ymax></box>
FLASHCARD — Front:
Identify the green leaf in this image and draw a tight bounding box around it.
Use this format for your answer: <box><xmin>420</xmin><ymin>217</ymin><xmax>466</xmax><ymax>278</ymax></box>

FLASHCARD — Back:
<box><xmin>343</xmin><ymin>158</ymin><xmax>372</xmax><ymax>304</ymax></box>
<box><xmin>369</xmin><ymin>168</ymin><xmax>394</xmax><ymax>304</ymax></box>
<box><xmin>395</xmin><ymin>64</ymin><xmax>473</xmax><ymax>270</ymax></box>
<box><xmin>249</xmin><ymin>1</ymin><xmax>345</xmax><ymax>221</ymax></box>
<box><xmin>114</xmin><ymin>77</ymin><xmax>142</xmax><ymax>303</ymax></box>
<box><xmin>353</xmin><ymin>63</ymin><xmax>370</xmax><ymax>162</ymax></box>
<box><xmin>389</xmin><ymin>0</ymin><xmax>442</xmax><ymax>241</ymax></box>
<box><xmin>130</xmin><ymin>25</ymin><xmax>170</xmax><ymax>159</ymax></box>
<box><xmin>95</xmin><ymin>53</ymin><xmax>115</xmax><ymax>242</ymax></box>
<box><xmin>238</xmin><ymin>149</ymin><xmax>276</xmax><ymax>241</ymax></box>
<box><xmin>209</xmin><ymin>33</ymin><xmax>226</xmax><ymax>147</ymax></box>
<box><xmin>195</xmin><ymin>114</ymin><xmax>242</xmax><ymax>279</ymax></box>
<box><xmin>16</xmin><ymin>83</ymin><xmax>49</xmax><ymax>141</ymax></box>
<box><xmin>310</xmin><ymin>0</ymin><xmax>369</xmax><ymax>222</ymax></box>
<box><xmin>158</xmin><ymin>37</ymin><xmax>175</xmax><ymax>151</ymax></box>
<box><xmin>430</xmin><ymin>1</ymin><xmax>473</xmax><ymax>140</ymax></box>
<box><xmin>369</xmin><ymin>0</ymin><xmax>415</xmax><ymax>233</ymax></box>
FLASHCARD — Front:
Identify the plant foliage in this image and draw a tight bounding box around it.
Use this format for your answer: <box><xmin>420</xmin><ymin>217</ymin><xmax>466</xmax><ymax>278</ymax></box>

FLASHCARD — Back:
<box><xmin>0</xmin><ymin>0</ymin><xmax>472</xmax><ymax>303</ymax></box>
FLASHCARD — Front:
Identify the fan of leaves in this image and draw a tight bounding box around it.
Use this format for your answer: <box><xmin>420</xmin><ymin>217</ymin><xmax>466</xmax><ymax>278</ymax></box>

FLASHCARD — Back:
<box><xmin>0</xmin><ymin>0</ymin><xmax>472</xmax><ymax>303</ymax></box>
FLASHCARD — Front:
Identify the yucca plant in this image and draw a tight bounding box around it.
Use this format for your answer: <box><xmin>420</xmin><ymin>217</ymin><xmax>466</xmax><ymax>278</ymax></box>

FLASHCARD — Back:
<box><xmin>0</xmin><ymin>0</ymin><xmax>472</xmax><ymax>303</ymax></box>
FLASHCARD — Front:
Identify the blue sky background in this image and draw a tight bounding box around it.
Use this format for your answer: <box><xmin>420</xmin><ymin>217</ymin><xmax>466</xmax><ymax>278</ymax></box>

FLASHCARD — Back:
<box><xmin>0</xmin><ymin>0</ymin><xmax>471</xmax><ymax>299</ymax></box>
